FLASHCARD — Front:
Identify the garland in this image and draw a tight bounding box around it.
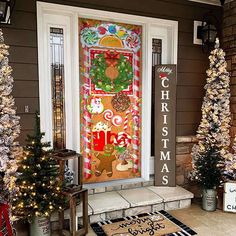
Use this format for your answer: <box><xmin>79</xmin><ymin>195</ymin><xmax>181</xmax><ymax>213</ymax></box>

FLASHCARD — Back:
<box><xmin>90</xmin><ymin>53</ymin><xmax>133</xmax><ymax>93</ymax></box>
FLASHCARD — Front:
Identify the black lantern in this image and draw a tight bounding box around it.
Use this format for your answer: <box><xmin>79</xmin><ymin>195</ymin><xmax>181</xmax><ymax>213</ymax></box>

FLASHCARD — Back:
<box><xmin>197</xmin><ymin>12</ymin><xmax>219</xmax><ymax>53</ymax></box>
<box><xmin>0</xmin><ymin>0</ymin><xmax>15</xmax><ymax>24</ymax></box>
<box><xmin>220</xmin><ymin>0</ymin><xmax>225</xmax><ymax>5</ymax></box>
<box><xmin>201</xmin><ymin>23</ymin><xmax>217</xmax><ymax>46</ymax></box>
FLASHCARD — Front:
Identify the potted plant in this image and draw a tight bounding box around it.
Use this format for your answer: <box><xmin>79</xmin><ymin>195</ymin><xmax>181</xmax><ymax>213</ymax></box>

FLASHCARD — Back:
<box><xmin>191</xmin><ymin>146</ymin><xmax>223</xmax><ymax>211</ymax></box>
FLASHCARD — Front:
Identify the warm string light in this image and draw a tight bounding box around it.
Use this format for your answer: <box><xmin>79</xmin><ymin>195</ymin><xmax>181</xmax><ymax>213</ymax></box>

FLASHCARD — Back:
<box><xmin>12</xmin><ymin>113</ymin><xmax>65</xmax><ymax>219</ymax></box>
<box><xmin>190</xmin><ymin>39</ymin><xmax>231</xmax><ymax>188</ymax></box>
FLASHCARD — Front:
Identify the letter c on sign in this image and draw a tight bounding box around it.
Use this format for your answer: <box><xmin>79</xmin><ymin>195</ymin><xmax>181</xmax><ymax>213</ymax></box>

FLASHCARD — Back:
<box><xmin>161</xmin><ymin>77</ymin><xmax>169</xmax><ymax>88</ymax></box>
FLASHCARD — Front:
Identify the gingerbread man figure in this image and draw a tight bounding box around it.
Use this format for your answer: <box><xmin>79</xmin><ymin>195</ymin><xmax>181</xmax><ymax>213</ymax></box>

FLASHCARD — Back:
<box><xmin>95</xmin><ymin>144</ymin><xmax>116</xmax><ymax>177</ymax></box>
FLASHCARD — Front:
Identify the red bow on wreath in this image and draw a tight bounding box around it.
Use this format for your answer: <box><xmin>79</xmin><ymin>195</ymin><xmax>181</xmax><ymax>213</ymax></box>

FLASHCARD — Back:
<box><xmin>104</xmin><ymin>51</ymin><xmax>120</xmax><ymax>67</ymax></box>
<box><xmin>0</xmin><ymin>204</ymin><xmax>13</xmax><ymax>236</ymax></box>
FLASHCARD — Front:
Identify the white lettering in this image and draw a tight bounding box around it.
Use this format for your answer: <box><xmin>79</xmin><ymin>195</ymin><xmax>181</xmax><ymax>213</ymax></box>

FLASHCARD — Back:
<box><xmin>157</xmin><ymin>66</ymin><xmax>173</xmax><ymax>75</ymax></box>
<box><xmin>163</xmin><ymin>114</ymin><xmax>167</xmax><ymax>124</ymax></box>
<box><xmin>162</xmin><ymin>127</ymin><xmax>168</xmax><ymax>136</ymax></box>
<box><xmin>161</xmin><ymin>77</ymin><xmax>169</xmax><ymax>88</ymax></box>
<box><xmin>161</xmin><ymin>139</ymin><xmax>169</xmax><ymax>148</ymax></box>
<box><xmin>160</xmin><ymin>151</ymin><xmax>170</xmax><ymax>160</ymax></box>
<box><xmin>162</xmin><ymin>175</ymin><xmax>169</xmax><ymax>185</ymax></box>
<box><xmin>161</xmin><ymin>90</ymin><xmax>170</xmax><ymax>100</ymax></box>
<box><xmin>161</xmin><ymin>163</ymin><xmax>170</xmax><ymax>173</ymax></box>
<box><xmin>161</xmin><ymin>103</ymin><xmax>169</xmax><ymax>112</ymax></box>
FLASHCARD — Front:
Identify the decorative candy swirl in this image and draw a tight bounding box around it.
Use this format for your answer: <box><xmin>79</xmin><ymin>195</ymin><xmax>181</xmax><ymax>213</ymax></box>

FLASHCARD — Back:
<box><xmin>103</xmin><ymin>109</ymin><xmax>122</xmax><ymax>127</ymax></box>
<box><xmin>81</xmin><ymin>28</ymin><xmax>99</xmax><ymax>46</ymax></box>
<box><xmin>103</xmin><ymin>109</ymin><xmax>114</xmax><ymax>121</ymax></box>
<box><xmin>125</xmin><ymin>33</ymin><xmax>140</xmax><ymax>51</ymax></box>
<box><xmin>112</xmin><ymin>115</ymin><xmax>122</xmax><ymax>127</ymax></box>
<box><xmin>114</xmin><ymin>132</ymin><xmax>131</xmax><ymax>148</ymax></box>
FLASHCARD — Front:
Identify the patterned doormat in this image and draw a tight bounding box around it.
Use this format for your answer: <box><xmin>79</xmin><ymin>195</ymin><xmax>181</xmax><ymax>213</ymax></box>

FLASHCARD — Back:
<box><xmin>91</xmin><ymin>210</ymin><xmax>197</xmax><ymax>236</ymax></box>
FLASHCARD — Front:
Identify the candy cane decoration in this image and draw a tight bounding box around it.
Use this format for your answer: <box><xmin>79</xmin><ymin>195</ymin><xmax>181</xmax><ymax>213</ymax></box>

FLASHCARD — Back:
<box><xmin>83</xmin><ymin>46</ymin><xmax>92</xmax><ymax>179</ymax></box>
<box><xmin>132</xmin><ymin>50</ymin><xmax>141</xmax><ymax>173</ymax></box>
<box><xmin>124</xmin><ymin>110</ymin><xmax>131</xmax><ymax>131</ymax></box>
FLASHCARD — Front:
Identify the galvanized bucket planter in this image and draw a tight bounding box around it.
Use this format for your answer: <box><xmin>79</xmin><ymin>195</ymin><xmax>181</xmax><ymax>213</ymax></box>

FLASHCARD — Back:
<box><xmin>202</xmin><ymin>188</ymin><xmax>217</xmax><ymax>211</ymax></box>
<box><xmin>30</xmin><ymin>217</ymin><xmax>50</xmax><ymax>236</ymax></box>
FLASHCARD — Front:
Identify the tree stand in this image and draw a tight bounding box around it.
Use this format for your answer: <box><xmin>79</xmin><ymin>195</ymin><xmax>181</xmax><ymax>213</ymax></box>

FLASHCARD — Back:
<box><xmin>52</xmin><ymin>150</ymin><xmax>88</xmax><ymax>236</ymax></box>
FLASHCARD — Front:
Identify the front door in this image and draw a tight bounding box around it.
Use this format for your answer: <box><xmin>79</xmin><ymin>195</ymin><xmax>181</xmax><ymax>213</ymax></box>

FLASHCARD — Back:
<box><xmin>79</xmin><ymin>18</ymin><xmax>142</xmax><ymax>183</ymax></box>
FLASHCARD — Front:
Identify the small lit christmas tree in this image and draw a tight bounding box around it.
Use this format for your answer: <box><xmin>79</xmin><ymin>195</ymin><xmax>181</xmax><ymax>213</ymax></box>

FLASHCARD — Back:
<box><xmin>13</xmin><ymin>113</ymin><xmax>64</xmax><ymax>220</ymax></box>
<box><xmin>191</xmin><ymin>38</ymin><xmax>231</xmax><ymax>189</ymax></box>
<box><xmin>192</xmin><ymin>146</ymin><xmax>223</xmax><ymax>189</ymax></box>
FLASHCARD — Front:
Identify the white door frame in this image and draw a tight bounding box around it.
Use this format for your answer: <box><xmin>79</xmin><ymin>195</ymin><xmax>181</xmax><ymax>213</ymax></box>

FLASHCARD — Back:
<box><xmin>37</xmin><ymin>1</ymin><xmax>178</xmax><ymax>186</ymax></box>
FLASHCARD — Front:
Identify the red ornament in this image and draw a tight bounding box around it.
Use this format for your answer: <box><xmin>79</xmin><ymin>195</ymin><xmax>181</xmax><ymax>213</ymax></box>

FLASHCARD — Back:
<box><xmin>98</xmin><ymin>26</ymin><xmax>107</xmax><ymax>35</ymax></box>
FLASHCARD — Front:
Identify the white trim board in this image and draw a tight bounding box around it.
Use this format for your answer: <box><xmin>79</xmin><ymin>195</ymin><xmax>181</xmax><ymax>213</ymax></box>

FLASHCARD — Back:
<box><xmin>37</xmin><ymin>1</ymin><xmax>178</xmax><ymax>185</ymax></box>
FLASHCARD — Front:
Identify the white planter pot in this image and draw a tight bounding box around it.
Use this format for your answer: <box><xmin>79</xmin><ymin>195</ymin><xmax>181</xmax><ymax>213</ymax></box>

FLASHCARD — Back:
<box><xmin>30</xmin><ymin>217</ymin><xmax>50</xmax><ymax>236</ymax></box>
<box><xmin>202</xmin><ymin>189</ymin><xmax>217</xmax><ymax>212</ymax></box>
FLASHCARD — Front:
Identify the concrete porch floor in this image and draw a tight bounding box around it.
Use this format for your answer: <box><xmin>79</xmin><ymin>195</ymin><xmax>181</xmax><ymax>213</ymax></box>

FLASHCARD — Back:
<box><xmin>85</xmin><ymin>203</ymin><xmax>236</xmax><ymax>236</ymax></box>
<box><xmin>16</xmin><ymin>201</ymin><xmax>236</xmax><ymax>235</ymax></box>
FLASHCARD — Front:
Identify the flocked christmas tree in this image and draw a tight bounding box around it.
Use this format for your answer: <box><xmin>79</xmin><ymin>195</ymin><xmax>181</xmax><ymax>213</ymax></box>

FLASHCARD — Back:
<box><xmin>223</xmin><ymin>136</ymin><xmax>236</xmax><ymax>180</ymax></box>
<box><xmin>13</xmin><ymin>113</ymin><xmax>64</xmax><ymax>220</ymax></box>
<box><xmin>0</xmin><ymin>29</ymin><xmax>21</xmax><ymax>204</ymax></box>
<box><xmin>191</xmin><ymin>38</ymin><xmax>231</xmax><ymax>189</ymax></box>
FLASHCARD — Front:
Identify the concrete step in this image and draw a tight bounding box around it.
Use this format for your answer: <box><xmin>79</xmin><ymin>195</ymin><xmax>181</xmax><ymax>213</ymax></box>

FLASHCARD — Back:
<box><xmin>51</xmin><ymin>185</ymin><xmax>194</xmax><ymax>228</ymax></box>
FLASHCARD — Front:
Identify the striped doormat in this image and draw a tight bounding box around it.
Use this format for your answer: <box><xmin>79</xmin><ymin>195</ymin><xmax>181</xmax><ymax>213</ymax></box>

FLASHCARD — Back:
<box><xmin>91</xmin><ymin>210</ymin><xmax>197</xmax><ymax>236</ymax></box>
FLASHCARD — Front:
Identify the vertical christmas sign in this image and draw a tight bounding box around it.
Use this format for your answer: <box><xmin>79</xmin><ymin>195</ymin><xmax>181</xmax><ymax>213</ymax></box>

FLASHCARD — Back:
<box><xmin>154</xmin><ymin>65</ymin><xmax>176</xmax><ymax>186</ymax></box>
<box><xmin>79</xmin><ymin>18</ymin><xmax>142</xmax><ymax>183</ymax></box>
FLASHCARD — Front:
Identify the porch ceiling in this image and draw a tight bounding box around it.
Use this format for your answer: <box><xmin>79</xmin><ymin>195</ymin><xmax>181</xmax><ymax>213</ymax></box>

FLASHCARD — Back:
<box><xmin>188</xmin><ymin>0</ymin><xmax>232</xmax><ymax>6</ymax></box>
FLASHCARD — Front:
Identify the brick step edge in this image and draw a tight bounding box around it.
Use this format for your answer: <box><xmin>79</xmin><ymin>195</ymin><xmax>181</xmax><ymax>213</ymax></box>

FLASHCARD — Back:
<box><xmin>87</xmin><ymin>176</ymin><xmax>155</xmax><ymax>195</ymax></box>
<box><xmin>51</xmin><ymin>198</ymin><xmax>192</xmax><ymax>231</ymax></box>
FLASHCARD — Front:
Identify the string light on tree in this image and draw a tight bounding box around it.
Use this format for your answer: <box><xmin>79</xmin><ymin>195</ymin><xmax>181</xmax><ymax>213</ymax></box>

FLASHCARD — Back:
<box><xmin>13</xmin><ymin>113</ymin><xmax>65</xmax><ymax>220</ymax></box>
<box><xmin>0</xmin><ymin>29</ymin><xmax>21</xmax><ymax>236</ymax></box>
<box><xmin>191</xmin><ymin>38</ymin><xmax>231</xmax><ymax>189</ymax></box>
<box><xmin>0</xmin><ymin>30</ymin><xmax>21</xmax><ymax>204</ymax></box>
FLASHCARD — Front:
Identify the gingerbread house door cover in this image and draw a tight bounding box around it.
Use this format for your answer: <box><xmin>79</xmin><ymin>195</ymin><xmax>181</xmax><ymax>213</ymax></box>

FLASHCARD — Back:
<box><xmin>79</xmin><ymin>18</ymin><xmax>142</xmax><ymax>183</ymax></box>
